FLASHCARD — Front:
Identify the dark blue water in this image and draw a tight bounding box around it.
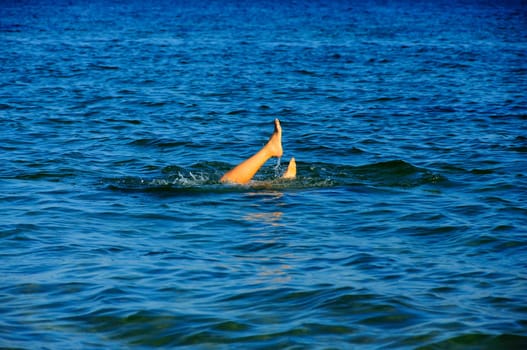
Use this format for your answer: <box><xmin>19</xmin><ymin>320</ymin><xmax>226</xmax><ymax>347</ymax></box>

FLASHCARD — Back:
<box><xmin>1</xmin><ymin>1</ymin><xmax>527</xmax><ymax>349</ymax></box>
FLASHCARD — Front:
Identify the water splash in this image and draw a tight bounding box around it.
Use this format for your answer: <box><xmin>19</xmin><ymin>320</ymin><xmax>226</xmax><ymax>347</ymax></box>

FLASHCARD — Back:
<box><xmin>104</xmin><ymin>159</ymin><xmax>447</xmax><ymax>194</ymax></box>
<box><xmin>274</xmin><ymin>157</ymin><xmax>282</xmax><ymax>178</ymax></box>
<box><xmin>149</xmin><ymin>171</ymin><xmax>209</xmax><ymax>187</ymax></box>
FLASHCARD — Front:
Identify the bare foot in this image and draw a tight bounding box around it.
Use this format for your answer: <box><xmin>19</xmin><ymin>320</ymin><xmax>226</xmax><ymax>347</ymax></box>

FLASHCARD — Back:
<box><xmin>282</xmin><ymin>157</ymin><xmax>296</xmax><ymax>179</ymax></box>
<box><xmin>264</xmin><ymin>118</ymin><xmax>283</xmax><ymax>158</ymax></box>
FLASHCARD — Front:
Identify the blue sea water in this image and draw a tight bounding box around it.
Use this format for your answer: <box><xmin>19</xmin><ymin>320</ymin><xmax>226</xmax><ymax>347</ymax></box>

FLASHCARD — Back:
<box><xmin>1</xmin><ymin>0</ymin><xmax>526</xmax><ymax>349</ymax></box>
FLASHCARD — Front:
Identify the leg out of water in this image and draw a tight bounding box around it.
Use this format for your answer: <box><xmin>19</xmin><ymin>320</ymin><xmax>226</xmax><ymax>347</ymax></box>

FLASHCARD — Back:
<box><xmin>282</xmin><ymin>157</ymin><xmax>296</xmax><ymax>179</ymax></box>
<box><xmin>221</xmin><ymin>119</ymin><xmax>294</xmax><ymax>184</ymax></box>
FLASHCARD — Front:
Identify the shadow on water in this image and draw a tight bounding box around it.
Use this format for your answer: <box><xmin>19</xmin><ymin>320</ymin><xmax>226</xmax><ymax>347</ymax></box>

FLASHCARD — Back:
<box><xmin>102</xmin><ymin>159</ymin><xmax>447</xmax><ymax>195</ymax></box>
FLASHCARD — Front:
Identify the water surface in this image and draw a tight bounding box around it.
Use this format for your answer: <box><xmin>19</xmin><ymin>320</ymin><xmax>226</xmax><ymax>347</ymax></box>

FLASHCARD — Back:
<box><xmin>1</xmin><ymin>1</ymin><xmax>526</xmax><ymax>349</ymax></box>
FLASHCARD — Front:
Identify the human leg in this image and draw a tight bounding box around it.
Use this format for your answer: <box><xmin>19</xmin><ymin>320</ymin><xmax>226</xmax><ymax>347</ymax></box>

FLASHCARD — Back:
<box><xmin>282</xmin><ymin>157</ymin><xmax>296</xmax><ymax>179</ymax></box>
<box><xmin>220</xmin><ymin>119</ymin><xmax>283</xmax><ymax>184</ymax></box>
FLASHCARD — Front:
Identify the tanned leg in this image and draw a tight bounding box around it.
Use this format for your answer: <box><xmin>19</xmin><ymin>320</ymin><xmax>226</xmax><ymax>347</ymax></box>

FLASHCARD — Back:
<box><xmin>282</xmin><ymin>157</ymin><xmax>296</xmax><ymax>179</ymax></box>
<box><xmin>221</xmin><ymin>119</ymin><xmax>283</xmax><ymax>184</ymax></box>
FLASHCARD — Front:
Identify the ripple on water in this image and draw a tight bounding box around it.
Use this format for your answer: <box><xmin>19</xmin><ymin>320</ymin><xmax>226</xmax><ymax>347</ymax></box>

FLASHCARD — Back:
<box><xmin>101</xmin><ymin>159</ymin><xmax>449</xmax><ymax>196</ymax></box>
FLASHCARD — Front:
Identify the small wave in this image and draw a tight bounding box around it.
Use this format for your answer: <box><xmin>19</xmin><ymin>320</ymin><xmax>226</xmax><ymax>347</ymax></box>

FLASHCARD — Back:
<box><xmin>88</xmin><ymin>63</ymin><xmax>120</xmax><ymax>70</ymax></box>
<box><xmin>129</xmin><ymin>138</ymin><xmax>189</xmax><ymax>148</ymax></box>
<box><xmin>15</xmin><ymin>170</ymin><xmax>77</xmax><ymax>181</ymax></box>
<box><xmin>422</xmin><ymin>333</ymin><xmax>527</xmax><ymax>350</ymax></box>
<box><xmin>140</xmin><ymin>101</ymin><xmax>166</xmax><ymax>107</ymax></box>
<box><xmin>106</xmin><ymin>118</ymin><xmax>141</xmax><ymax>125</ymax></box>
<box><xmin>337</xmin><ymin>160</ymin><xmax>447</xmax><ymax>188</ymax></box>
<box><xmin>0</xmin><ymin>24</ymin><xmax>23</xmax><ymax>33</ymax></box>
<box><xmin>227</xmin><ymin>109</ymin><xmax>248</xmax><ymax>115</ymax></box>
<box><xmin>293</xmin><ymin>69</ymin><xmax>317</xmax><ymax>76</ymax></box>
<box><xmin>103</xmin><ymin>159</ymin><xmax>446</xmax><ymax>195</ymax></box>
<box><xmin>366</xmin><ymin>96</ymin><xmax>403</xmax><ymax>103</ymax></box>
<box><xmin>104</xmin><ymin>173</ymin><xmax>213</xmax><ymax>193</ymax></box>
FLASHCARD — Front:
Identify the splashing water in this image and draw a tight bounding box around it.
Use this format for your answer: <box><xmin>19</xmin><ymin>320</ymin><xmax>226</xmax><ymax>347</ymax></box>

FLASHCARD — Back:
<box><xmin>274</xmin><ymin>157</ymin><xmax>282</xmax><ymax>178</ymax></box>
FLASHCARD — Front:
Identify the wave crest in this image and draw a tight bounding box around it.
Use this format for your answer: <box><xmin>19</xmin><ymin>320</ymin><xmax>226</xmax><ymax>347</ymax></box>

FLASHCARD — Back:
<box><xmin>103</xmin><ymin>159</ymin><xmax>446</xmax><ymax>194</ymax></box>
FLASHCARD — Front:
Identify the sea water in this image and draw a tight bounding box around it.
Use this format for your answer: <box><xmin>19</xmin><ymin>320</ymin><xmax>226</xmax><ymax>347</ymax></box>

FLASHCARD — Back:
<box><xmin>1</xmin><ymin>1</ymin><xmax>526</xmax><ymax>349</ymax></box>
